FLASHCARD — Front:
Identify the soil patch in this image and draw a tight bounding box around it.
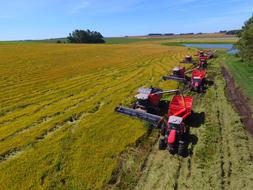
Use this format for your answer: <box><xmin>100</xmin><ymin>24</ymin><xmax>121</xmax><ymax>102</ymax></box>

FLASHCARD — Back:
<box><xmin>221</xmin><ymin>67</ymin><xmax>253</xmax><ymax>136</ymax></box>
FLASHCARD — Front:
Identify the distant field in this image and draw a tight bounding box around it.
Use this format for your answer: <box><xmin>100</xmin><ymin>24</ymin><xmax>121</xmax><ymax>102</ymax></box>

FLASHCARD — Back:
<box><xmin>104</xmin><ymin>37</ymin><xmax>175</xmax><ymax>44</ymax></box>
<box><xmin>105</xmin><ymin>33</ymin><xmax>237</xmax><ymax>44</ymax></box>
<box><xmin>0</xmin><ymin>43</ymin><xmax>192</xmax><ymax>189</ymax></box>
<box><xmin>0</xmin><ymin>33</ymin><xmax>237</xmax><ymax>45</ymax></box>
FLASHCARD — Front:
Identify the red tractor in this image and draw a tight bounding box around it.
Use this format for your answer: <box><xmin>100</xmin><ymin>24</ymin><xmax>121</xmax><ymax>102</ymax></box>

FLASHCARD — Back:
<box><xmin>133</xmin><ymin>87</ymin><xmax>180</xmax><ymax>115</ymax></box>
<box><xmin>191</xmin><ymin>69</ymin><xmax>207</xmax><ymax>93</ymax></box>
<box><xmin>115</xmin><ymin>93</ymin><xmax>193</xmax><ymax>156</ymax></box>
<box><xmin>159</xmin><ymin>95</ymin><xmax>192</xmax><ymax>154</ymax></box>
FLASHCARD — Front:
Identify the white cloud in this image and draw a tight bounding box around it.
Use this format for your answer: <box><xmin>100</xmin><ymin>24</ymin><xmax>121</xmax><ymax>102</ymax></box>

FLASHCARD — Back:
<box><xmin>69</xmin><ymin>0</ymin><xmax>143</xmax><ymax>15</ymax></box>
<box><xmin>71</xmin><ymin>0</ymin><xmax>89</xmax><ymax>13</ymax></box>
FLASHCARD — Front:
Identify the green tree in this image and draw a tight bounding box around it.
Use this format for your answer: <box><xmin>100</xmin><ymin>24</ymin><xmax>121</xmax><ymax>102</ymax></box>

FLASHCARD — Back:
<box><xmin>67</xmin><ymin>29</ymin><xmax>105</xmax><ymax>44</ymax></box>
<box><xmin>237</xmin><ymin>14</ymin><xmax>253</xmax><ymax>65</ymax></box>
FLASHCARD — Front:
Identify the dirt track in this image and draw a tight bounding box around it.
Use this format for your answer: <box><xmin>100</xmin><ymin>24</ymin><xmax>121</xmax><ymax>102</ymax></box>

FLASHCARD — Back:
<box><xmin>221</xmin><ymin>67</ymin><xmax>253</xmax><ymax>136</ymax></box>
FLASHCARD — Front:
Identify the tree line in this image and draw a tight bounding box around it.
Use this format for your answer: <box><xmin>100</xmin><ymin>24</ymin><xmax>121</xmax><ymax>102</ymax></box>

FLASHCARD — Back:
<box><xmin>237</xmin><ymin>14</ymin><xmax>253</xmax><ymax>65</ymax></box>
<box><xmin>67</xmin><ymin>29</ymin><xmax>105</xmax><ymax>44</ymax></box>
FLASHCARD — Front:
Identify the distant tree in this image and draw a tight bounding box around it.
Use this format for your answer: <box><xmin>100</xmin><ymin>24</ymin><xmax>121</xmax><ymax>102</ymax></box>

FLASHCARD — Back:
<box><xmin>67</xmin><ymin>29</ymin><xmax>105</xmax><ymax>44</ymax></box>
<box><xmin>56</xmin><ymin>40</ymin><xmax>61</xmax><ymax>43</ymax></box>
<box><xmin>148</xmin><ymin>33</ymin><xmax>163</xmax><ymax>36</ymax></box>
<box><xmin>226</xmin><ymin>29</ymin><xmax>241</xmax><ymax>35</ymax></box>
<box><xmin>180</xmin><ymin>33</ymin><xmax>194</xmax><ymax>35</ymax></box>
<box><xmin>164</xmin><ymin>33</ymin><xmax>174</xmax><ymax>36</ymax></box>
<box><xmin>219</xmin><ymin>30</ymin><xmax>227</xmax><ymax>33</ymax></box>
<box><xmin>237</xmin><ymin>14</ymin><xmax>253</xmax><ymax>64</ymax></box>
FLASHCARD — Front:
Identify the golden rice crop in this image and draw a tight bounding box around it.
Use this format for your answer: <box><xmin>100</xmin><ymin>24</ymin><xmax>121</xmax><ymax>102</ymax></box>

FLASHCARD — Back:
<box><xmin>0</xmin><ymin>43</ymin><xmax>191</xmax><ymax>189</ymax></box>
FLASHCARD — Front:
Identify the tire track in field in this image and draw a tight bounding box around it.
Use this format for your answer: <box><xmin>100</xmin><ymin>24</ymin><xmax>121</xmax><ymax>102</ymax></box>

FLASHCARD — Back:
<box><xmin>216</xmin><ymin>108</ymin><xmax>225</xmax><ymax>190</ymax></box>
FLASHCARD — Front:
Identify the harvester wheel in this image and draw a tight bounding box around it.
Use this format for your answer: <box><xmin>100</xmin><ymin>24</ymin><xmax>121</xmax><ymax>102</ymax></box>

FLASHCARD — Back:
<box><xmin>199</xmin><ymin>85</ymin><xmax>204</xmax><ymax>93</ymax></box>
<box><xmin>132</xmin><ymin>103</ymin><xmax>137</xmax><ymax>109</ymax></box>
<box><xmin>159</xmin><ymin>101</ymin><xmax>168</xmax><ymax>115</ymax></box>
<box><xmin>159</xmin><ymin>138</ymin><xmax>166</xmax><ymax>150</ymax></box>
<box><xmin>147</xmin><ymin>107</ymin><xmax>157</xmax><ymax>115</ymax></box>
<box><xmin>178</xmin><ymin>141</ymin><xmax>185</xmax><ymax>156</ymax></box>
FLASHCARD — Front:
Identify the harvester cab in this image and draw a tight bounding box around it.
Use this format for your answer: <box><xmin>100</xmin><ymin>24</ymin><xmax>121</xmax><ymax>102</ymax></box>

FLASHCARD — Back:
<box><xmin>172</xmin><ymin>66</ymin><xmax>185</xmax><ymax>77</ymax></box>
<box><xmin>204</xmin><ymin>50</ymin><xmax>216</xmax><ymax>59</ymax></box>
<box><xmin>191</xmin><ymin>69</ymin><xmax>206</xmax><ymax>93</ymax></box>
<box><xmin>181</xmin><ymin>55</ymin><xmax>194</xmax><ymax>63</ymax></box>
<box><xmin>133</xmin><ymin>87</ymin><xmax>180</xmax><ymax>115</ymax></box>
<box><xmin>163</xmin><ymin>66</ymin><xmax>188</xmax><ymax>83</ymax></box>
<box><xmin>195</xmin><ymin>50</ymin><xmax>208</xmax><ymax>59</ymax></box>
<box><xmin>199</xmin><ymin>51</ymin><xmax>205</xmax><ymax>57</ymax></box>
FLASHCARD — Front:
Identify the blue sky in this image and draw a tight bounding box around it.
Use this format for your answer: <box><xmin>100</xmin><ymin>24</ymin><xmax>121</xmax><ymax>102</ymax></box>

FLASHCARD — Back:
<box><xmin>0</xmin><ymin>0</ymin><xmax>252</xmax><ymax>40</ymax></box>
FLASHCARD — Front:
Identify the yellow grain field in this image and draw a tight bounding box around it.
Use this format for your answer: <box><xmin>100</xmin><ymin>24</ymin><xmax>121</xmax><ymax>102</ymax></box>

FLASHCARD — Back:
<box><xmin>0</xmin><ymin>43</ymin><xmax>191</xmax><ymax>189</ymax></box>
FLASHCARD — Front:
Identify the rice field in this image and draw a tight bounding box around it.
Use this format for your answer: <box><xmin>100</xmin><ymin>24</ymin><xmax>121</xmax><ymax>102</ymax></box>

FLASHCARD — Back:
<box><xmin>0</xmin><ymin>43</ymin><xmax>192</xmax><ymax>189</ymax></box>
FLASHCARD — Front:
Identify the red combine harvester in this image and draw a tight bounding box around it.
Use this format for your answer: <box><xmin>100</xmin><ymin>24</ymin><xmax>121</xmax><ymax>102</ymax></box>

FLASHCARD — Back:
<box><xmin>196</xmin><ymin>50</ymin><xmax>207</xmax><ymax>58</ymax></box>
<box><xmin>196</xmin><ymin>49</ymin><xmax>216</xmax><ymax>68</ymax></box>
<box><xmin>180</xmin><ymin>55</ymin><xmax>194</xmax><ymax>64</ymax></box>
<box><xmin>162</xmin><ymin>66</ymin><xmax>190</xmax><ymax>83</ymax></box>
<box><xmin>199</xmin><ymin>56</ymin><xmax>208</xmax><ymax>69</ymax></box>
<box><xmin>191</xmin><ymin>69</ymin><xmax>206</xmax><ymax>93</ymax></box>
<box><xmin>115</xmin><ymin>93</ymin><xmax>193</xmax><ymax>156</ymax></box>
<box><xmin>133</xmin><ymin>87</ymin><xmax>179</xmax><ymax>115</ymax></box>
<box><xmin>163</xmin><ymin>67</ymin><xmax>207</xmax><ymax>94</ymax></box>
<box><xmin>195</xmin><ymin>51</ymin><xmax>208</xmax><ymax>69</ymax></box>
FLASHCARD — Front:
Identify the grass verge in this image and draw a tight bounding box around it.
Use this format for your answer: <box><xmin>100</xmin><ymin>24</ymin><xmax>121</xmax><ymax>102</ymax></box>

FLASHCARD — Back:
<box><xmin>222</xmin><ymin>54</ymin><xmax>253</xmax><ymax>107</ymax></box>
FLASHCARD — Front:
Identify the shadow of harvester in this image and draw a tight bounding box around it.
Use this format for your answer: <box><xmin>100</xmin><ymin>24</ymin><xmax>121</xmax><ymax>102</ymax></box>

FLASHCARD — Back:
<box><xmin>182</xmin><ymin>111</ymin><xmax>205</xmax><ymax>157</ymax></box>
<box><xmin>185</xmin><ymin>111</ymin><xmax>205</xmax><ymax>128</ymax></box>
